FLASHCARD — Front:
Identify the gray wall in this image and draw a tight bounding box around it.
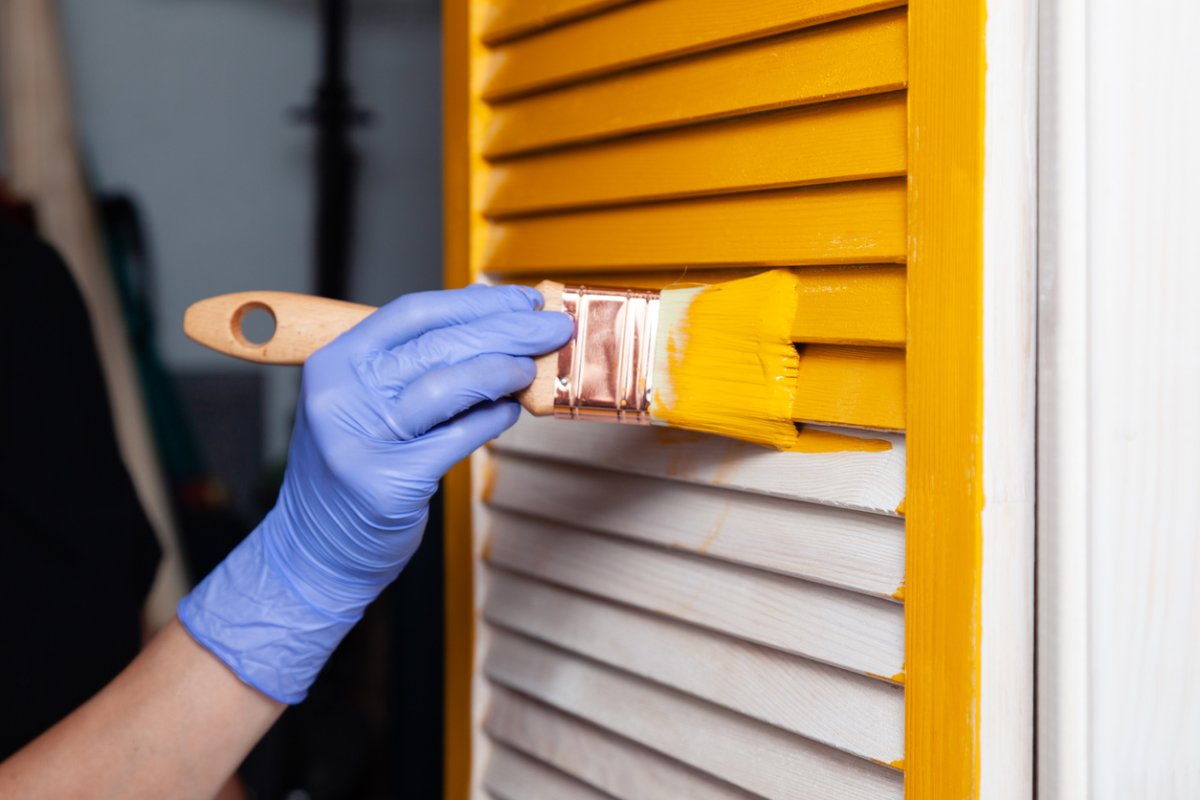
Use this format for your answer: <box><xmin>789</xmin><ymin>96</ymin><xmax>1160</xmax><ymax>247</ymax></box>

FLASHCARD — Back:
<box><xmin>59</xmin><ymin>0</ymin><xmax>442</xmax><ymax>459</ymax></box>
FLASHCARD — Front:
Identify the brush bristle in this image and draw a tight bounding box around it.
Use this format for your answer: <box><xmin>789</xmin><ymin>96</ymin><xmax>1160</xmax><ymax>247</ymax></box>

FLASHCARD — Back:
<box><xmin>650</xmin><ymin>270</ymin><xmax>801</xmax><ymax>450</ymax></box>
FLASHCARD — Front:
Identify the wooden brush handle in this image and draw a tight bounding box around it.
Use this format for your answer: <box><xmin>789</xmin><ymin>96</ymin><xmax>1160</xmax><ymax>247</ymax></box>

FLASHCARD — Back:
<box><xmin>183</xmin><ymin>284</ymin><xmax>564</xmax><ymax>415</ymax></box>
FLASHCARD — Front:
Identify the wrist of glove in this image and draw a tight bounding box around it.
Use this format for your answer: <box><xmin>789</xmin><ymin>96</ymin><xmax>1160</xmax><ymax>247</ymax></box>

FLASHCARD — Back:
<box><xmin>178</xmin><ymin>284</ymin><xmax>573</xmax><ymax>703</ymax></box>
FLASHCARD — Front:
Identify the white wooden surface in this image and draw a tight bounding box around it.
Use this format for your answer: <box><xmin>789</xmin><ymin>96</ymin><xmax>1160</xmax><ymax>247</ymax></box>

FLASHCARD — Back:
<box><xmin>1038</xmin><ymin>1</ymin><xmax>1200</xmax><ymax>796</ymax></box>
<box><xmin>981</xmin><ymin>0</ymin><xmax>1038</xmax><ymax>795</ymax></box>
<box><xmin>493</xmin><ymin>415</ymin><xmax>905</xmax><ymax>514</ymax></box>
<box><xmin>1036</xmin><ymin>0</ymin><xmax>1089</xmax><ymax>795</ymax></box>
<box><xmin>486</xmin><ymin>510</ymin><xmax>905</xmax><ymax>678</ymax></box>
<box><xmin>486</xmin><ymin>686</ymin><xmax>759</xmax><ymax>800</ymax></box>
<box><xmin>484</xmin><ymin>631</ymin><xmax>904</xmax><ymax>800</ymax></box>
<box><xmin>483</xmin><ymin>570</ymin><xmax>904</xmax><ymax>762</ymax></box>
<box><xmin>485</xmin><ymin>743</ymin><xmax>616</xmax><ymax>800</ymax></box>
<box><xmin>488</xmin><ymin>452</ymin><xmax>905</xmax><ymax>597</ymax></box>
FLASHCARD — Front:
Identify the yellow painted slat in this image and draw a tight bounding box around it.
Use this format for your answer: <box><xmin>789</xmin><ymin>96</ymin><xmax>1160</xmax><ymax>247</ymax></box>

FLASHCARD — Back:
<box><xmin>480</xmin><ymin>0</ymin><xmax>638</xmax><ymax>45</ymax></box>
<box><xmin>479</xmin><ymin>178</ymin><xmax>907</xmax><ymax>273</ymax></box>
<box><xmin>481</xmin><ymin>0</ymin><xmax>905</xmax><ymax>101</ymax></box>
<box><xmin>790</xmin><ymin>266</ymin><xmax>905</xmax><ymax>347</ymax></box>
<box><xmin>484</xmin><ymin>9</ymin><xmax>906</xmax><ymax>158</ymax></box>
<box><xmin>906</xmin><ymin>0</ymin><xmax>986</xmax><ymax>794</ymax></box>
<box><xmin>792</xmin><ymin>345</ymin><xmax>906</xmax><ymax>430</ymax></box>
<box><xmin>483</xmin><ymin>93</ymin><xmax>905</xmax><ymax>217</ymax></box>
<box><xmin>502</xmin><ymin>266</ymin><xmax>906</xmax><ymax>347</ymax></box>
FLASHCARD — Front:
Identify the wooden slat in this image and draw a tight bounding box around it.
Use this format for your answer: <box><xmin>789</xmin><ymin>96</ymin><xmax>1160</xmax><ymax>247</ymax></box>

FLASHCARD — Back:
<box><xmin>487</xmin><ymin>686</ymin><xmax>757</xmax><ymax>800</ymax></box>
<box><xmin>481</xmin><ymin>0</ymin><xmax>905</xmax><ymax>101</ymax></box>
<box><xmin>483</xmin><ymin>93</ymin><xmax>905</xmax><ymax>217</ymax></box>
<box><xmin>486</xmin><ymin>511</ymin><xmax>905</xmax><ymax>677</ymax></box>
<box><xmin>500</xmin><ymin>266</ymin><xmax>906</xmax><ymax>347</ymax></box>
<box><xmin>793</xmin><ymin>345</ymin><xmax>907</xmax><ymax>429</ymax></box>
<box><xmin>483</xmin><ymin>8</ymin><xmax>906</xmax><ymax>158</ymax></box>
<box><xmin>493</xmin><ymin>415</ymin><xmax>906</xmax><ymax>515</ymax></box>
<box><xmin>481</xmin><ymin>0</ymin><xmax>638</xmax><ymax>45</ymax></box>
<box><xmin>484</xmin><ymin>571</ymin><xmax>905</xmax><ymax>761</ymax></box>
<box><xmin>485</xmin><ymin>631</ymin><xmax>905</xmax><ymax>799</ymax></box>
<box><xmin>478</xmin><ymin>178</ymin><xmax>907</xmax><ymax>273</ymax></box>
<box><xmin>487</xmin><ymin>453</ymin><xmax>905</xmax><ymax>596</ymax></box>
<box><xmin>485</xmin><ymin>743</ymin><xmax>615</xmax><ymax>800</ymax></box>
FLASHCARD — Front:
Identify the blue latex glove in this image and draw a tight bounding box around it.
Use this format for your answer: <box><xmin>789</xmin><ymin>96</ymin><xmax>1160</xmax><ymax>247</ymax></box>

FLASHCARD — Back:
<box><xmin>178</xmin><ymin>284</ymin><xmax>573</xmax><ymax>703</ymax></box>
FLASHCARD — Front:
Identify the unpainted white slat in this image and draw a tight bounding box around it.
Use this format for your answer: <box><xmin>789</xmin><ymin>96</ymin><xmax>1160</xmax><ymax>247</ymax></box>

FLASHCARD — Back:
<box><xmin>483</xmin><ymin>570</ymin><xmax>904</xmax><ymax>763</ymax></box>
<box><xmin>485</xmin><ymin>631</ymin><xmax>904</xmax><ymax>800</ymax></box>
<box><xmin>486</xmin><ymin>510</ymin><xmax>904</xmax><ymax>679</ymax></box>
<box><xmin>491</xmin><ymin>415</ymin><xmax>905</xmax><ymax>515</ymax></box>
<box><xmin>488</xmin><ymin>451</ymin><xmax>904</xmax><ymax>597</ymax></box>
<box><xmin>487</xmin><ymin>686</ymin><xmax>759</xmax><ymax>800</ymax></box>
<box><xmin>485</xmin><ymin>742</ymin><xmax>617</xmax><ymax>800</ymax></box>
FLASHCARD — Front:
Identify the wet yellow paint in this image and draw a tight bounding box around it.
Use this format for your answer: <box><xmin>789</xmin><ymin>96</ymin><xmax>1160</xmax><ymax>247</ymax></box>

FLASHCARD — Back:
<box><xmin>793</xmin><ymin>428</ymin><xmax>893</xmax><ymax>453</ymax></box>
<box><xmin>651</xmin><ymin>270</ymin><xmax>804</xmax><ymax>450</ymax></box>
<box><xmin>906</xmin><ymin>0</ymin><xmax>986</xmax><ymax>796</ymax></box>
<box><xmin>792</xmin><ymin>344</ymin><xmax>906</xmax><ymax>430</ymax></box>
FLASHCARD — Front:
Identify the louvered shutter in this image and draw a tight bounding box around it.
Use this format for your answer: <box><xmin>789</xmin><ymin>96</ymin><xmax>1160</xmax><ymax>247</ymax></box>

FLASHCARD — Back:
<box><xmin>456</xmin><ymin>3</ymin><xmax>910</xmax><ymax>797</ymax></box>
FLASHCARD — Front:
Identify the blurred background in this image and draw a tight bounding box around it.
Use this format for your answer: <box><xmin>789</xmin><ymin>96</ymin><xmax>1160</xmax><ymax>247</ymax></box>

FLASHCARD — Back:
<box><xmin>1</xmin><ymin>0</ymin><xmax>446</xmax><ymax>796</ymax></box>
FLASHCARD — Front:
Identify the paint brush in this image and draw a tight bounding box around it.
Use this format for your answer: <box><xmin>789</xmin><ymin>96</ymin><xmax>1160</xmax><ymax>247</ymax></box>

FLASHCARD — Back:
<box><xmin>184</xmin><ymin>269</ymin><xmax>805</xmax><ymax>449</ymax></box>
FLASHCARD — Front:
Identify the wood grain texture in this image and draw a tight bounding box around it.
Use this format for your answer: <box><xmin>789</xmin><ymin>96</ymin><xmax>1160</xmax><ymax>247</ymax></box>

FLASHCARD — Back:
<box><xmin>487</xmin><ymin>452</ymin><xmax>905</xmax><ymax>596</ymax></box>
<box><xmin>480</xmin><ymin>0</ymin><xmax>637</xmax><ymax>44</ymax></box>
<box><xmin>1036</xmin><ymin>0</ymin><xmax>1089</xmax><ymax>796</ymax></box>
<box><xmin>477</xmin><ymin>178</ymin><xmax>907</xmax><ymax>273</ymax></box>
<box><xmin>1076</xmin><ymin>2</ymin><xmax>1200</xmax><ymax>795</ymax></box>
<box><xmin>905</xmin><ymin>0</ymin><xmax>985</xmax><ymax>794</ymax></box>
<box><xmin>483</xmin><ymin>8</ymin><xmax>906</xmax><ymax>158</ymax></box>
<box><xmin>484</xmin><ymin>631</ymin><xmax>904</xmax><ymax>799</ymax></box>
<box><xmin>484</xmin><ymin>743</ymin><xmax>615</xmax><ymax>800</ymax></box>
<box><xmin>484</xmin><ymin>571</ymin><xmax>905</xmax><ymax>761</ymax></box>
<box><xmin>494</xmin><ymin>414</ymin><xmax>906</xmax><ymax>514</ymax></box>
<box><xmin>981</xmin><ymin>0</ymin><xmax>1037</xmax><ymax>795</ymax></box>
<box><xmin>485</xmin><ymin>511</ymin><xmax>904</xmax><ymax>678</ymax></box>
<box><xmin>483</xmin><ymin>92</ymin><xmax>905</xmax><ymax>217</ymax></box>
<box><xmin>486</xmin><ymin>687</ymin><xmax>758</xmax><ymax>800</ymax></box>
<box><xmin>792</xmin><ymin>345</ymin><xmax>906</xmax><ymax>429</ymax></box>
<box><xmin>481</xmin><ymin>0</ymin><xmax>904</xmax><ymax>101</ymax></box>
<box><xmin>183</xmin><ymin>291</ymin><xmax>374</xmax><ymax>365</ymax></box>
<box><xmin>498</xmin><ymin>266</ymin><xmax>906</xmax><ymax>347</ymax></box>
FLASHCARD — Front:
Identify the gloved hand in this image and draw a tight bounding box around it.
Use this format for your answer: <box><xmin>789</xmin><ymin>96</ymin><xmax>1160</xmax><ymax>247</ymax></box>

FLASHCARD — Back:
<box><xmin>178</xmin><ymin>284</ymin><xmax>574</xmax><ymax>703</ymax></box>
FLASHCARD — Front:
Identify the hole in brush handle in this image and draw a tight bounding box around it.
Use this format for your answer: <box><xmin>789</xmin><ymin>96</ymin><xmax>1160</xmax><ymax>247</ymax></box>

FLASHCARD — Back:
<box><xmin>231</xmin><ymin>301</ymin><xmax>278</xmax><ymax>347</ymax></box>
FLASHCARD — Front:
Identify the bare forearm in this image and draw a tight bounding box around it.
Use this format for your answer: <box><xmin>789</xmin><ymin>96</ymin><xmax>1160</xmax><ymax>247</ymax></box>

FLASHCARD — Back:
<box><xmin>0</xmin><ymin>619</ymin><xmax>283</xmax><ymax>800</ymax></box>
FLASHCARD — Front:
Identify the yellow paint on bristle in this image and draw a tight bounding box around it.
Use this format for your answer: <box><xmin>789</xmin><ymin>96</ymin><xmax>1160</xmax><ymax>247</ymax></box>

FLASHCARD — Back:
<box><xmin>651</xmin><ymin>270</ymin><xmax>802</xmax><ymax>450</ymax></box>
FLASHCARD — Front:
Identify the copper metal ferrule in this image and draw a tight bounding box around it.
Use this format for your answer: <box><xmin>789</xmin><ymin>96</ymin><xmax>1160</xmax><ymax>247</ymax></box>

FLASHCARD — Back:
<box><xmin>555</xmin><ymin>285</ymin><xmax>662</xmax><ymax>424</ymax></box>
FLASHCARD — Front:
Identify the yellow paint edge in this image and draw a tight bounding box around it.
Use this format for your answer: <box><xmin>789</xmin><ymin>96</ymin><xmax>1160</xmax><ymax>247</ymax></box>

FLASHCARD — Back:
<box><xmin>442</xmin><ymin>3</ymin><xmax>472</xmax><ymax>798</ymax></box>
<box><xmin>905</xmin><ymin>0</ymin><xmax>986</xmax><ymax>797</ymax></box>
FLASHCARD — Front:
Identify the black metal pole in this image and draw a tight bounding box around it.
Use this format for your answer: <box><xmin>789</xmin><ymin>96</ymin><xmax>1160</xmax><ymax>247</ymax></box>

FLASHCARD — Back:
<box><xmin>303</xmin><ymin>0</ymin><xmax>366</xmax><ymax>301</ymax></box>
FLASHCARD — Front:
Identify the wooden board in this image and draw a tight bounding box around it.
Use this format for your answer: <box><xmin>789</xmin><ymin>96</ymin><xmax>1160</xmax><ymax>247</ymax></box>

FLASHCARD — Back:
<box><xmin>478</xmin><ymin>178</ymin><xmax>907</xmax><ymax>273</ymax></box>
<box><xmin>487</xmin><ymin>686</ymin><xmax>758</xmax><ymax>800</ymax></box>
<box><xmin>485</xmin><ymin>511</ymin><xmax>905</xmax><ymax>678</ymax></box>
<box><xmin>480</xmin><ymin>0</ymin><xmax>638</xmax><ymax>44</ymax></box>
<box><xmin>484</xmin><ymin>571</ymin><xmax>905</xmax><ymax>761</ymax></box>
<box><xmin>483</xmin><ymin>92</ymin><xmax>905</xmax><ymax>216</ymax></box>
<box><xmin>487</xmin><ymin>452</ymin><xmax>905</xmax><ymax>596</ymax></box>
<box><xmin>484</xmin><ymin>743</ymin><xmax>615</xmax><ymax>800</ymax></box>
<box><xmin>792</xmin><ymin>345</ymin><xmax>906</xmax><ymax>430</ymax></box>
<box><xmin>481</xmin><ymin>0</ymin><xmax>904</xmax><ymax>100</ymax></box>
<box><xmin>483</xmin><ymin>8</ymin><xmax>906</xmax><ymax>157</ymax></box>
<box><xmin>484</xmin><ymin>630</ymin><xmax>904</xmax><ymax>799</ymax></box>
<box><xmin>492</xmin><ymin>415</ymin><xmax>907</xmax><ymax>515</ymax></box>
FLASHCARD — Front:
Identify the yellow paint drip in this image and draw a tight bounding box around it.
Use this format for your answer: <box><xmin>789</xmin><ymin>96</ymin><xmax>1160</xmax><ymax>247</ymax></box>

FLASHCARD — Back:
<box><xmin>793</xmin><ymin>427</ymin><xmax>892</xmax><ymax>453</ymax></box>
<box><xmin>651</xmin><ymin>270</ymin><xmax>803</xmax><ymax>450</ymax></box>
